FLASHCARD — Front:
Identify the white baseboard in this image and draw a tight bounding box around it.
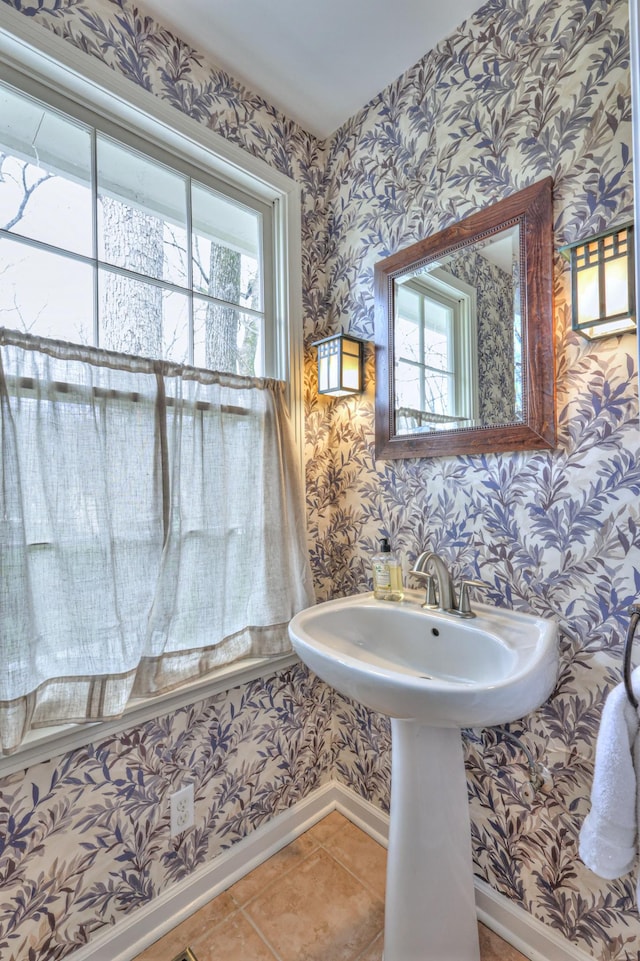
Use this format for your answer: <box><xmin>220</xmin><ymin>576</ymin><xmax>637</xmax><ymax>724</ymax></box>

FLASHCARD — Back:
<box><xmin>474</xmin><ymin>879</ymin><xmax>593</xmax><ymax>961</ymax></box>
<box><xmin>71</xmin><ymin>781</ymin><xmax>341</xmax><ymax>961</ymax></box>
<box><xmin>331</xmin><ymin>781</ymin><xmax>390</xmax><ymax>848</ymax></box>
<box><xmin>69</xmin><ymin>781</ymin><xmax>593</xmax><ymax>961</ymax></box>
<box><xmin>335</xmin><ymin>787</ymin><xmax>592</xmax><ymax>961</ymax></box>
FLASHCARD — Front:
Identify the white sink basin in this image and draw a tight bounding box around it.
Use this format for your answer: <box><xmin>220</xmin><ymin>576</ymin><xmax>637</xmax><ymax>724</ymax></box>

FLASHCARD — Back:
<box><xmin>288</xmin><ymin>589</ymin><xmax>558</xmax><ymax>727</ymax></box>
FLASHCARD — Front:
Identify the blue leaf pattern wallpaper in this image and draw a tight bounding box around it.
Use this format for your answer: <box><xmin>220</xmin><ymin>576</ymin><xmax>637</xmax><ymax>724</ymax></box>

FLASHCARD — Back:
<box><xmin>440</xmin><ymin>246</ymin><xmax>519</xmax><ymax>426</ymax></box>
<box><xmin>0</xmin><ymin>0</ymin><xmax>638</xmax><ymax>958</ymax></box>
<box><xmin>0</xmin><ymin>668</ymin><xmax>334</xmax><ymax>959</ymax></box>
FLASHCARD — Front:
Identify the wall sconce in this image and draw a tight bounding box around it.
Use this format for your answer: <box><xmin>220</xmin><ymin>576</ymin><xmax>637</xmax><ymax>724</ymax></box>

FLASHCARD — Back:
<box><xmin>313</xmin><ymin>333</ymin><xmax>366</xmax><ymax>396</ymax></box>
<box><xmin>560</xmin><ymin>222</ymin><xmax>636</xmax><ymax>339</ymax></box>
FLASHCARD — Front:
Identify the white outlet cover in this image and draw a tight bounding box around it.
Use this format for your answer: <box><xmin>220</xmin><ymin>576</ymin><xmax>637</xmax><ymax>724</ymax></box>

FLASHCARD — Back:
<box><xmin>170</xmin><ymin>784</ymin><xmax>195</xmax><ymax>837</ymax></box>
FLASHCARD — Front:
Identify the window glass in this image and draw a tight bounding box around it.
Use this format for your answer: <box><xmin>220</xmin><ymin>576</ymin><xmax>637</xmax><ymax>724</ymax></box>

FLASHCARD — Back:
<box><xmin>395</xmin><ymin>286</ymin><xmax>420</xmax><ymax>362</ymax></box>
<box><xmin>0</xmin><ymin>80</ymin><xmax>275</xmax><ymax>379</ymax></box>
<box><xmin>193</xmin><ymin>298</ymin><xmax>263</xmax><ymax>376</ymax></box>
<box><xmin>98</xmin><ymin>269</ymin><xmax>189</xmax><ymax>363</ymax></box>
<box><xmin>423</xmin><ymin>296</ymin><xmax>454</xmax><ymax>376</ymax></box>
<box><xmin>0</xmin><ymin>85</ymin><xmax>92</xmax><ymax>256</ymax></box>
<box><xmin>0</xmin><ymin>62</ymin><xmax>301</xmax><ymax>762</ymax></box>
<box><xmin>0</xmin><ymin>237</ymin><xmax>93</xmax><ymax>343</ymax></box>
<box><xmin>395</xmin><ymin>281</ymin><xmax>467</xmax><ymax>429</ymax></box>
<box><xmin>192</xmin><ymin>183</ymin><xmax>263</xmax><ymax>311</ymax></box>
<box><xmin>97</xmin><ymin>135</ymin><xmax>189</xmax><ymax>287</ymax></box>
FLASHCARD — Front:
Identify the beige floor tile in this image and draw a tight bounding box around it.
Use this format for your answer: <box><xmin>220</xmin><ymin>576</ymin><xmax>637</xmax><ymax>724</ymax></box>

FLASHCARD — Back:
<box><xmin>168</xmin><ymin>892</ymin><xmax>237</xmax><ymax>945</ymax></box>
<box><xmin>189</xmin><ymin>912</ymin><xmax>279</xmax><ymax>961</ymax></box>
<box><xmin>133</xmin><ymin>927</ymin><xmax>202</xmax><ymax>961</ymax></box>
<box><xmin>245</xmin><ymin>848</ymin><xmax>384</xmax><ymax>961</ymax></box>
<box><xmin>355</xmin><ymin>932</ymin><xmax>384</xmax><ymax>961</ymax></box>
<box><xmin>132</xmin><ymin>816</ymin><xmax>531</xmax><ymax>961</ymax></box>
<box><xmin>305</xmin><ymin>808</ymin><xmax>351</xmax><ymax>844</ymax></box>
<box><xmin>228</xmin><ymin>831</ymin><xmax>319</xmax><ymax>906</ymax></box>
<box><xmin>479</xmin><ymin>922</ymin><xmax>528</xmax><ymax>961</ymax></box>
<box><xmin>350</xmin><ymin>924</ymin><xmax>527</xmax><ymax>961</ymax></box>
<box><xmin>133</xmin><ymin>930</ymin><xmax>197</xmax><ymax>961</ymax></box>
<box><xmin>132</xmin><ymin>892</ymin><xmax>237</xmax><ymax>961</ymax></box>
<box><xmin>323</xmin><ymin>820</ymin><xmax>387</xmax><ymax>899</ymax></box>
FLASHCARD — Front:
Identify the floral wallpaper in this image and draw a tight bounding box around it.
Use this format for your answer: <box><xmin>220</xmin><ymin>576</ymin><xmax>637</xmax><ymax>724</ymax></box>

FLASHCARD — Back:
<box><xmin>0</xmin><ymin>666</ymin><xmax>333</xmax><ymax>960</ymax></box>
<box><xmin>313</xmin><ymin>1</ymin><xmax>640</xmax><ymax>958</ymax></box>
<box><xmin>447</xmin><ymin>247</ymin><xmax>518</xmax><ymax>425</ymax></box>
<box><xmin>0</xmin><ymin>0</ymin><xmax>638</xmax><ymax>960</ymax></box>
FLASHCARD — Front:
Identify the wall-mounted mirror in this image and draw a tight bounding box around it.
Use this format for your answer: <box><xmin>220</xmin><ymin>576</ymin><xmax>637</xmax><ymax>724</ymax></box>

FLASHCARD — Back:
<box><xmin>374</xmin><ymin>177</ymin><xmax>556</xmax><ymax>459</ymax></box>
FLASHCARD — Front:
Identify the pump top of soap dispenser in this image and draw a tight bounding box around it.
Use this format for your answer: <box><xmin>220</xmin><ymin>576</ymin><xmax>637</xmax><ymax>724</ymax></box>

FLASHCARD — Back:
<box><xmin>379</xmin><ymin>539</ymin><xmax>391</xmax><ymax>552</ymax></box>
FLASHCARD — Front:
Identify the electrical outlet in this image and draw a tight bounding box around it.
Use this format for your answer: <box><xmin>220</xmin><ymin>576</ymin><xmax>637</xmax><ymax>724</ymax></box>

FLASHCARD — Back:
<box><xmin>170</xmin><ymin>784</ymin><xmax>194</xmax><ymax>837</ymax></box>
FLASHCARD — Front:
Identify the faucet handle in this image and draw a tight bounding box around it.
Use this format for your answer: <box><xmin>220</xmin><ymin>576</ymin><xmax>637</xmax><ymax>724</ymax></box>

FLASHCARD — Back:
<box><xmin>457</xmin><ymin>579</ymin><xmax>485</xmax><ymax>617</ymax></box>
<box><xmin>411</xmin><ymin>570</ymin><xmax>438</xmax><ymax>608</ymax></box>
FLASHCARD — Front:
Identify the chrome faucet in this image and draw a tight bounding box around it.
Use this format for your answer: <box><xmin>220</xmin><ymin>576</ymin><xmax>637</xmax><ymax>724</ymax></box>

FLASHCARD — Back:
<box><xmin>411</xmin><ymin>551</ymin><xmax>484</xmax><ymax>618</ymax></box>
<box><xmin>412</xmin><ymin>551</ymin><xmax>456</xmax><ymax>612</ymax></box>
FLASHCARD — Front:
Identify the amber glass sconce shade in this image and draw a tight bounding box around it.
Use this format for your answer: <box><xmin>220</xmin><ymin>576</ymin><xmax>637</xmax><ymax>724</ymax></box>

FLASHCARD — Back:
<box><xmin>560</xmin><ymin>223</ymin><xmax>635</xmax><ymax>339</ymax></box>
<box><xmin>313</xmin><ymin>333</ymin><xmax>366</xmax><ymax>395</ymax></box>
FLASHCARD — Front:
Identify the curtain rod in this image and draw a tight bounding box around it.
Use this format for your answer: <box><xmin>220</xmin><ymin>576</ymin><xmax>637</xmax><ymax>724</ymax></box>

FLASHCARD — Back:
<box><xmin>0</xmin><ymin>327</ymin><xmax>283</xmax><ymax>394</ymax></box>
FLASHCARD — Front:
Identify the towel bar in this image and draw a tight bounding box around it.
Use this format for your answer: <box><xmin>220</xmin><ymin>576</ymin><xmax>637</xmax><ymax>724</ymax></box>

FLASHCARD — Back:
<box><xmin>623</xmin><ymin>603</ymin><xmax>640</xmax><ymax>708</ymax></box>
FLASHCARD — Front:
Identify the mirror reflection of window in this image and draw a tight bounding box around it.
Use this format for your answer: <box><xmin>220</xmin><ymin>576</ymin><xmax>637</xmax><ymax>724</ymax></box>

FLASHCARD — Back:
<box><xmin>447</xmin><ymin>227</ymin><xmax>521</xmax><ymax>428</ymax></box>
<box><xmin>392</xmin><ymin>225</ymin><xmax>523</xmax><ymax>438</ymax></box>
<box><xmin>394</xmin><ymin>270</ymin><xmax>478</xmax><ymax>434</ymax></box>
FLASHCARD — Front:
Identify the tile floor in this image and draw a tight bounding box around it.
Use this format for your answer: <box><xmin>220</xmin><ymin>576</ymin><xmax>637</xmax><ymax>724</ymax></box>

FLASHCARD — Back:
<box><xmin>134</xmin><ymin>811</ymin><xmax>529</xmax><ymax>961</ymax></box>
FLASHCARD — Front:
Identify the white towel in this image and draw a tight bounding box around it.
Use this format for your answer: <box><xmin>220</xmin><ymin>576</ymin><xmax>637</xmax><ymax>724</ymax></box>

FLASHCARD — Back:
<box><xmin>579</xmin><ymin>669</ymin><xmax>640</xmax><ymax>888</ymax></box>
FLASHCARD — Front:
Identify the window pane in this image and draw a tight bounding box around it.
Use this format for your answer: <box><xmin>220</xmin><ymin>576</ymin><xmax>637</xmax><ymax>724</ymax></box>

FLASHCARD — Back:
<box><xmin>425</xmin><ymin>372</ymin><xmax>452</xmax><ymax>417</ymax></box>
<box><xmin>97</xmin><ymin>136</ymin><xmax>188</xmax><ymax>287</ymax></box>
<box><xmin>99</xmin><ymin>269</ymin><xmax>189</xmax><ymax>363</ymax></box>
<box><xmin>192</xmin><ymin>183</ymin><xmax>263</xmax><ymax>311</ymax></box>
<box><xmin>424</xmin><ymin>299</ymin><xmax>453</xmax><ymax>374</ymax></box>
<box><xmin>0</xmin><ymin>84</ymin><xmax>92</xmax><ymax>256</ymax></box>
<box><xmin>424</xmin><ymin>298</ymin><xmax>452</xmax><ymax>337</ymax></box>
<box><xmin>395</xmin><ymin>359</ymin><xmax>422</xmax><ymax>410</ymax></box>
<box><xmin>424</xmin><ymin>333</ymin><xmax>450</xmax><ymax>373</ymax></box>
<box><xmin>0</xmin><ymin>237</ymin><xmax>93</xmax><ymax>343</ymax></box>
<box><xmin>0</xmin><ymin>81</ymin><xmax>275</xmax><ymax>377</ymax></box>
<box><xmin>193</xmin><ymin>298</ymin><xmax>263</xmax><ymax>376</ymax></box>
<box><xmin>396</xmin><ymin>287</ymin><xmax>421</xmax><ymax>363</ymax></box>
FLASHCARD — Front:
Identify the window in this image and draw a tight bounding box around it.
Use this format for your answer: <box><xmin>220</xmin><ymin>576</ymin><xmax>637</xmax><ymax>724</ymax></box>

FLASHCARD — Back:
<box><xmin>395</xmin><ymin>270</ymin><xmax>478</xmax><ymax>433</ymax></box>
<box><xmin>0</xmin><ymin>80</ymin><xmax>274</xmax><ymax>377</ymax></box>
<box><xmin>0</xmin><ymin>39</ymin><xmax>309</xmax><ymax>765</ymax></box>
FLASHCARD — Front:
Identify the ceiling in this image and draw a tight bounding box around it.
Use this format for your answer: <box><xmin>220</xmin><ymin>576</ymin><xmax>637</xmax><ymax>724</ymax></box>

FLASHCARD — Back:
<box><xmin>138</xmin><ymin>0</ymin><xmax>485</xmax><ymax>139</ymax></box>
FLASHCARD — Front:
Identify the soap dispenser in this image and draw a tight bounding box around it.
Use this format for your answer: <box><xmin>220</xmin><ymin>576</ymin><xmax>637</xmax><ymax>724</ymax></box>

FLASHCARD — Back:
<box><xmin>372</xmin><ymin>538</ymin><xmax>404</xmax><ymax>601</ymax></box>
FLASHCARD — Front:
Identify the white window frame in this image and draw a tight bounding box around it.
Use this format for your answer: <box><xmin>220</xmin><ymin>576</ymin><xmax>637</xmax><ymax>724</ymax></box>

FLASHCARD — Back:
<box><xmin>396</xmin><ymin>269</ymin><xmax>479</xmax><ymax>429</ymax></box>
<box><xmin>1</xmin><ymin>83</ymin><xmax>277</xmax><ymax>374</ymax></box>
<box><xmin>0</xmin><ymin>6</ymin><xmax>304</xmax><ymax>776</ymax></box>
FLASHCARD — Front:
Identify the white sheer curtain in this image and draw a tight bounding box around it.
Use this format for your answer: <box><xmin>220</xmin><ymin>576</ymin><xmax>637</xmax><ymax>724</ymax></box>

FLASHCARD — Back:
<box><xmin>0</xmin><ymin>330</ymin><xmax>314</xmax><ymax>755</ymax></box>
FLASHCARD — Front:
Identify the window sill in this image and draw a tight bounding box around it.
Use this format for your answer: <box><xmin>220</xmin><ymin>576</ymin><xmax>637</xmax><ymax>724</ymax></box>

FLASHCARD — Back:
<box><xmin>0</xmin><ymin>652</ymin><xmax>299</xmax><ymax>778</ymax></box>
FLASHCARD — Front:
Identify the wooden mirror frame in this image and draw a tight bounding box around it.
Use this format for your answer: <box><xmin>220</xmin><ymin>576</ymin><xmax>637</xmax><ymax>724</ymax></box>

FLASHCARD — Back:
<box><xmin>374</xmin><ymin>177</ymin><xmax>556</xmax><ymax>459</ymax></box>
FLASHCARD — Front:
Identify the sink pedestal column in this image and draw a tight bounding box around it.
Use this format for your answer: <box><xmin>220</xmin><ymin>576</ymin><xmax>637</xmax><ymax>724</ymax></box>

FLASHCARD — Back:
<box><xmin>384</xmin><ymin>720</ymin><xmax>480</xmax><ymax>961</ymax></box>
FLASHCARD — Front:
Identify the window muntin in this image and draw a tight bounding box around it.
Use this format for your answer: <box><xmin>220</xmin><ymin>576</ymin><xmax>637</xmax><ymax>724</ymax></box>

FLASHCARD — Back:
<box><xmin>0</xmin><ymin>80</ymin><xmax>274</xmax><ymax>379</ymax></box>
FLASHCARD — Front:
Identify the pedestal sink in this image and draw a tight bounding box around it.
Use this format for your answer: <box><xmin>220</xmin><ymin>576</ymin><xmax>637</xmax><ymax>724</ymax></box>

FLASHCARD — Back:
<box><xmin>288</xmin><ymin>589</ymin><xmax>558</xmax><ymax>961</ymax></box>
